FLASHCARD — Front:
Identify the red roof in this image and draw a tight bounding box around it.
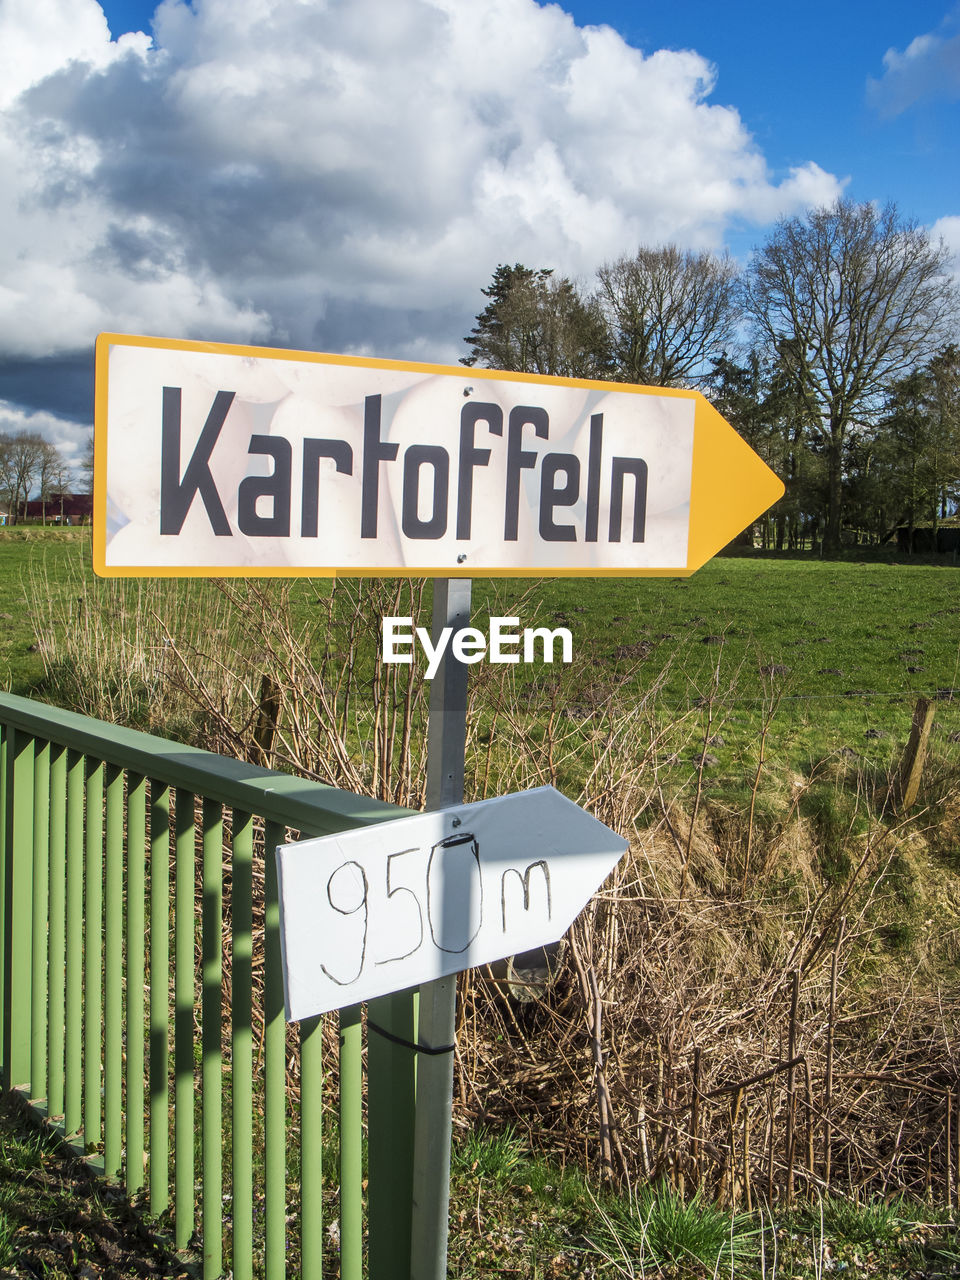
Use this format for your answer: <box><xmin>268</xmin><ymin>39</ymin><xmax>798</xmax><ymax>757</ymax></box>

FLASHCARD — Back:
<box><xmin>24</xmin><ymin>493</ymin><xmax>93</xmax><ymax>520</ymax></box>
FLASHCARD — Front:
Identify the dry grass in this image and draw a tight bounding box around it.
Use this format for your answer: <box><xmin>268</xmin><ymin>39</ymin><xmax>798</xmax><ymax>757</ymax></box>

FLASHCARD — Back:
<box><xmin>30</xmin><ymin>570</ymin><xmax>960</xmax><ymax>1209</ymax></box>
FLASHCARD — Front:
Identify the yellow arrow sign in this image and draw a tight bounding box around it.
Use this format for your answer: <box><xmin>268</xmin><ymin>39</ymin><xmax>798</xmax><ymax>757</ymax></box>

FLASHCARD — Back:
<box><xmin>94</xmin><ymin>332</ymin><xmax>783</xmax><ymax>578</ymax></box>
<box><xmin>678</xmin><ymin>390</ymin><xmax>784</xmax><ymax>576</ymax></box>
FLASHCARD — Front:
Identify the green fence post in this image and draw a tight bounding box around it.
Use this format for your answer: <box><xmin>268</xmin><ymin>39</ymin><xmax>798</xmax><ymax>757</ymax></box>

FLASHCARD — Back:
<box><xmin>30</xmin><ymin>737</ymin><xmax>49</xmax><ymax>1101</ymax></box>
<box><xmin>149</xmin><ymin>781</ymin><xmax>170</xmax><ymax>1216</ymax></box>
<box><xmin>83</xmin><ymin>758</ymin><xmax>104</xmax><ymax>1150</ymax></box>
<box><xmin>201</xmin><ymin>798</ymin><xmax>223</xmax><ymax>1280</ymax></box>
<box><xmin>104</xmin><ymin>763</ymin><xmax>124</xmax><ymax>1178</ymax></box>
<box><xmin>174</xmin><ymin>788</ymin><xmax>196</xmax><ymax>1251</ymax></box>
<box><xmin>125</xmin><ymin>772</ymin><xmax>146</xmax><ymax>1197</ymax></box>
<box><xmin>0</xmin><ymin>724</ymin><xmax>6</xmax><ymax>1064</ymax></box>
<box><xmin>47</xmin><ymin>744</ymin><xmax>67</xmax><ymax>1121</ymax></box>
<box><xmin>3</xmin><ymin>727</ymin><xmax>35</xmax><ymax>1090</ymax></box>
<box><xmin>64</xmin><ymin>750</ymin><xmax>84</xmax><ymax>1138</ymax></box>
<box><xmin>367</xmin><ymin>989</ymin><xmax>418</xmax><ymax>1280</ymax></box>
<box><xmin>263</xmin><ymin>819</ymin><xmax>286</xmax><ymax>1280</ymax></box>
<box><xmin>340</xmin><ymin>1004</ymin><xmax>364</xmax><ymax>1280</ymax></box>
<box><xmin>232</xmin><ymin>810</ymin><xmax>254</xmax><ymax>1280</ymax></box>
<box><xmin>299</xmin><ymin>1014</ymin><xmax>324</xmax><ymax>1280</ymax></box>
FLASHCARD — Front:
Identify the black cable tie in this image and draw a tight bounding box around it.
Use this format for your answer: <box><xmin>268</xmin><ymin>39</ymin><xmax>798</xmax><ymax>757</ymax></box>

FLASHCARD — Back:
<box><xmin>367</xmin><ymin>1019</ymin><xmax>456</xmax><ymax>1056</ymax></box>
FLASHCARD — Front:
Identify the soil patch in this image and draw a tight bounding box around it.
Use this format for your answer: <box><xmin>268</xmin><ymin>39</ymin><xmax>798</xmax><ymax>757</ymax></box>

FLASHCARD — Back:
<box><xmin>0</xmin><ymin>1093</ymin><xmax>193</xmax><ymax>1280</ymax></box>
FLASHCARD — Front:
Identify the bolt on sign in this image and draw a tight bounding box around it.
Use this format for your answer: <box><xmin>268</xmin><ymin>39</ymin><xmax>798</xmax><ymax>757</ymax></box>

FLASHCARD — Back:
<box><xmin>93</xmin><ymin>333</ymin><xmax>784</xmax><ymax>578</ymax></box>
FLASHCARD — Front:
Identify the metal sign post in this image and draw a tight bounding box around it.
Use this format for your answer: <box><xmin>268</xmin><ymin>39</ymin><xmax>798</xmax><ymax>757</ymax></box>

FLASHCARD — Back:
<box><xmin>411</xmin><ymin>576</ymin><xmax>471</xmax><ymax>1280</ymax></box>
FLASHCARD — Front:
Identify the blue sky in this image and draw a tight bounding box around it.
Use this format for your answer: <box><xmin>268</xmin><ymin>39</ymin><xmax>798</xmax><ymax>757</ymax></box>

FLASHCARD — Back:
<box><xmin>2</xmin><ymin>0</ymin><xmax>959</xmax><ymax>460</ymax></box>
<box><xmin>613</xmin><ymin>0</ymin><xmax>960</xmax><ymax>231</ymax></box>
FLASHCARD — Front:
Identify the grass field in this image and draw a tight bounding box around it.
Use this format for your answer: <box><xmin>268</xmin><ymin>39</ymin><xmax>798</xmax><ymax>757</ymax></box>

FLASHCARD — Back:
<box><xmin>480</xmin><ymin>553</ymin><xmax>960</xmax><ymax>775</ymax></box>
<box><xmin>0</xmin><ymin>529</ymin><xmax>90</xmax><ymax>694</ymax></box>
<box><xmin>5</xmin><ymin>529</ymin><xmax>958</xmax><ymax>788</ymax></box>
<box><xmin>2</xmin><ymin>1090</ymin><xmax>959</xmax><ymax>1278</ymax></box>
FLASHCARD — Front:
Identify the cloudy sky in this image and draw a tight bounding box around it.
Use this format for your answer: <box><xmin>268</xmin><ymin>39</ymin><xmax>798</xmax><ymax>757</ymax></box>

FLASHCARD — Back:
<box><xmin>1</xmin><ymin>0</ymin><xmax>959</xmax><ymax>471</ymax></box>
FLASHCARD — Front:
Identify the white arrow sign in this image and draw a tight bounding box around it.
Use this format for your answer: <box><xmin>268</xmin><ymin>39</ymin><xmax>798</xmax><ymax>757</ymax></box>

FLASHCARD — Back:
<box><xmin>275</xmin><ymin>785</ymin><xmax>627</xmax><ymax>1021</ymax></box>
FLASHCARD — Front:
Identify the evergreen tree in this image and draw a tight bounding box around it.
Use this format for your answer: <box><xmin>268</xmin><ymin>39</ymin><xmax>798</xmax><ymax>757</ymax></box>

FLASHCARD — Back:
<box><xmin>462</xmin><ymin>263</ymin><xmax>610</xmax><ymax>378</ymax></box>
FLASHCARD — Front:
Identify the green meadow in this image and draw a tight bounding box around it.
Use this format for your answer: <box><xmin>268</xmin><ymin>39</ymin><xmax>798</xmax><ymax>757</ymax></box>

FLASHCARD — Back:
<box><xmin>0</xmin><ymin>529</ymin><xmax>91</xmax><ymax>694</ymax></box>
<box><xmin>3</xmin><ymin>530</ymin><xmax>959</xmax><ymax>788</ymax></box>
<box><xmin>478</xmin><ymin>554</ymin><xmax>960</xmax><ymax>780</ymax></box>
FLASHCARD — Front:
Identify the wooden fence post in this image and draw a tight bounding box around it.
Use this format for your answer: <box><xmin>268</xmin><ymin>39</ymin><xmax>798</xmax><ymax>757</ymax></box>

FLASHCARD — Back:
<box><xmin>690</xmin><ymin>1047</ymin><xmax>702</xmax><ymax>1185</ymax></box>
<box><xmin>892</xmin><ymin>696</ymin><xmax>935</xmax><ymax>812</ymax></box>
<box><xmin>823</xmin><ymin>917</ymin><xmax>845</xmax><ymax>1193</ymax></box>
<box><xmin>946</xmin><ymin>1091</ymin><xmax>953</xmax><ymax>1208</ymax></box>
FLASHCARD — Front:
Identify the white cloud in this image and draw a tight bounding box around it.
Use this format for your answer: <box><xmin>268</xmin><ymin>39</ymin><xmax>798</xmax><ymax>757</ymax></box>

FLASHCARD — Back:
<box><xmin>931</xmin><ymin>215</ymin><xmax>960</xmax><ymax>290</ymax></box>
<box><xmin>932</xmin><ymin>213</ymin><xmax>960</xmax><ymax>245</ymax></box>
<box><xmin>0</xmin><ymin>400</ymin><xmax>90</xmax><ymax>472</ymax></box>
<box><xmin>0</xmin><ymin>0</ymin><xmax>148</xmax><ymax>110</ymax></box>
<box><xmin>0</xmin><ymin>0</ymin><xmax>843</xmax><ymax>440</ymax></box>
<box><xmin>868</xmin><ymin>10</ymin><xmax>960</xmax><ymax>116</ymax></box>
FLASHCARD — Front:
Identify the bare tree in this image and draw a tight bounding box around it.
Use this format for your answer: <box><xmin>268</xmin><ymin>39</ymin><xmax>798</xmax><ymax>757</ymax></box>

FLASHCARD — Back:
<box><xmin>48</xmin><ymin>450</ymin><xmax>75</xmax><ymax>524</ymax></box>
<box><xmin>0</xmin><ymin>430</ymin><xmax>71</xmax><ymax>523</ymax></box>
<box><xmin>79</xmin><ymin>430</ymin><xmax>94</xmax><ymax>490</ymax></box>
<box><xmin>595</xmin><ymin>245</ymin><xmax>741</xmax><ymax>387</ymax></box>
<box><xmin>744</xmin><ymin>200</ymin><xmax>959</xmax><ymax>553</ymax></box>
<box><xmin>36</xmin><ymin>438</ymin><xmax>68</xmax><ymax>524</ymax></box>
<box><xmin>0</xmin><ymin>430</ymin><xmax>47</xmax><ymax>523</ymax></box>
<box><xmin>0</xmin><ymin>436</ymin><xmax>13</xmax><ymax>519</ymax></box>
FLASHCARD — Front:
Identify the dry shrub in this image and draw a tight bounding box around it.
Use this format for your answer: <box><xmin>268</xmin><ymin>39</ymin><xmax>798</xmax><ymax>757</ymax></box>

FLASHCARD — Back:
<box><xmin>31</xmin><ymin>570</ymin><xmax>960</xmax><ymax>1206</ymax></box>
<box><xmin>460</xmin><ymin>799</ymin><xmax>960</xmax><ymax>1206</ymax></box>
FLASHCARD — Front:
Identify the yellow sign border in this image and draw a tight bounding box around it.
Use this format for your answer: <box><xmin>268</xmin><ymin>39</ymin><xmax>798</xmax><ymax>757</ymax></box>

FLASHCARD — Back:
<box><xmin>93</xmin><ymin>332</ymin><xmax>784</xmax><ymax>579</ymax></box>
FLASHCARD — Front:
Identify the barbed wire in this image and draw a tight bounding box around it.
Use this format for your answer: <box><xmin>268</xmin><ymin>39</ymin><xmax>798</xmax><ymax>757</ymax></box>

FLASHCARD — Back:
<box><xmin>700</xmin><ymin>688</ymin><xmax>960</xmax><ymax>705</ymax></box>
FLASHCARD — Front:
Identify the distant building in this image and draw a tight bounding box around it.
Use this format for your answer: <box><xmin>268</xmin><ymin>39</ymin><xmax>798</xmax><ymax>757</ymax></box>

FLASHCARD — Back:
<box><xmin>896</xmin><ymin>523</ymin><xmax>960</xmax><ymax>554</ymax></box>
<box><xmin>24</xmin><ymin>493</ymin><xmax>93</xmax><ymax>525</ymax></box>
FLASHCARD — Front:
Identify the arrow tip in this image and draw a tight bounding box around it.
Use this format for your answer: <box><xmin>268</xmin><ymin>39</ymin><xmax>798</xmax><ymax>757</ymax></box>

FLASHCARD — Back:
<box><xmin>686</xmin><ymin>394</ymin><xmax>785</xmax><ymax>573</ymax></box>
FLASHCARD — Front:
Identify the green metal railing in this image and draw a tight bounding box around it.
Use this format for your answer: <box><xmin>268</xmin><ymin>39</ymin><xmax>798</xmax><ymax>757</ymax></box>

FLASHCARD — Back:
<box><xmin>0</xmin><ymin>691</ymin><xmax>420</xmax><ymax>1280</ymax></box>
